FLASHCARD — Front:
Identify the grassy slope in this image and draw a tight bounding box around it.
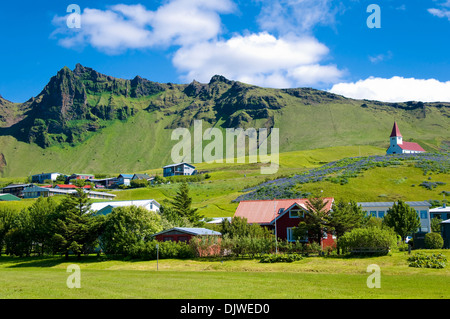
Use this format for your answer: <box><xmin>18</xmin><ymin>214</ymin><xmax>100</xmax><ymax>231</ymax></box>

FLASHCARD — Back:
<box><xmin>2</xmin><ymin>145</ymin><xmax>448</xmax><ymax>218</ymax></box>
<box><xmin>0</xmin><ymin>92</ymin><xmax>449</xmax><ymax>178</ymax></box>
<box><xmin>0</xmin><ymin>250</ymin><xmax>449</xmax><ymax>298</ymax></box>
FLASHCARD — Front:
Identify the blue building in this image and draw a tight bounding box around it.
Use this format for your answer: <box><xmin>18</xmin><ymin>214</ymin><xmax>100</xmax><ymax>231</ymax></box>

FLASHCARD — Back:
<box><xmin>162</xmin><ymin>162</ymin><xmax>196</xmax><ymax>177</ymax></box>
<box><xmin>31</xmin><ymin>172</ymin><xmax>63</xmax><ymax>184</ymax></box>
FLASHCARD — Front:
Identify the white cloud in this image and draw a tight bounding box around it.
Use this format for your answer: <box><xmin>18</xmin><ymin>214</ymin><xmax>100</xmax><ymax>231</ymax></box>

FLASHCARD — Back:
<box><xmin>428</xmin><ymin>8</ymin><xmax>450</xmax><ymax>20</ymax></box>
<box><xmin>173</xmin><ymin>32</ymin><xmax>343</xmax><ymax>88</ymax></box>
<box><xmin>51</xmin><ymin>1</ymin><xmax>343</xmax><ymax>88</ymax></box>
<box><xmin>368</xmin><ymin>51</ymin><xmax>393</xmax><ymax>64</ymax></box>
<box><xmin>329</xmin><ymin>76</ymin><xmax>450</xmax><ymax>102</ymax></box>
<box><xmin>428</xmin><ymin>0</ymin><xmax>450</xmax><ymax>20</ymax></box>
<box><xmin>256</xmin><ymin>0</ymin><xmax>341</xmax><ymax>35</ymax></box>
<box><xmin>51</xmin><ymin>1</ymin><xmax>235</xmax><ymax>53</ymax></box>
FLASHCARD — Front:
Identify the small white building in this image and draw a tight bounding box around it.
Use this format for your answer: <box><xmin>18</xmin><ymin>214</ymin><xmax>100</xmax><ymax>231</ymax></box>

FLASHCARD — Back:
<box><xmin>163</xmin><ymin>162</ymin><xmax>196</xmax><ymax>177</ymax></box>
<box><xmin>358</xmin><ymin>201</ymin><xmax>431</xmax><ymax>233</ymax></box>
<box><xmin>90</xmin><ymin>199</ymin><xmax>160</xmax><ymax>215</ymax></box>
<box><xmin>386</xmin><ymin>122</ymin><xmax>425</xmax><ymax>155</ymax></box>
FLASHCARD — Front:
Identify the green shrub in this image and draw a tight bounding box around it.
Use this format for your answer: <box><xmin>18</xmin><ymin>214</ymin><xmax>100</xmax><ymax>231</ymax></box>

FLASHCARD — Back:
<box><xmin>338</xmin><ymin>227</ymin><xmax>397</xmax><ymax>255</ymax></box>
<box><xmin>424</xmin><ymin>232</ymin><xmax>444</xmax><ymax>249</ymax></box>
<box><xmin>304</xmin><ymin>242</ymin><xmax>322</xmax><ymax>256</ymax></box>
<box><xmin>408</xmin><ymin>253</ymin><xmax>447</xmax><ymax>269</ymax></box>
<box><xmin>259</xmin><ymin>253</ymin><xmax>303</xmax><ymax>263</ymax></box>
<box><xmin>128</xmin><ymin>240</ymin><xmax>195</xmax><ymax>260</ymax></box>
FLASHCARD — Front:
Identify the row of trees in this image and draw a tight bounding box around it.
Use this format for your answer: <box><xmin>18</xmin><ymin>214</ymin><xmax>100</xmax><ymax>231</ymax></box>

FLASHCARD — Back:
<box><xmin>0</xmin><ymin>182</ymin><xmax>442</xmax><ymax>259</ymax></box>
<box><xmin>0</xmin><ymin>181</ymin><xmax>204</xmax><ymax>258</ymax></box>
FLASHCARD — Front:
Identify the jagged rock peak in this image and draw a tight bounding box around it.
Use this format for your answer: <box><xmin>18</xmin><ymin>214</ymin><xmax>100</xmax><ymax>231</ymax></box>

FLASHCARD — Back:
<box><xmin>209</xmin><ymin>75</ymin><xmax>232</xmax><ymax>85</ymax></box>
<box><xmin>73</xmin><ymin>63</ymin><xmax>86</xmax><ymax>75</ymax></box>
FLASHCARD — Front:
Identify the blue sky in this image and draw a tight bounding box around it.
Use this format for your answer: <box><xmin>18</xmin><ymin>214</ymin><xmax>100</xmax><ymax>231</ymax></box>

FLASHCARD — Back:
<box><xmin>1</xmin><ymin>0</ymin><xmax>450</xmax><ymax>103</ymax></box>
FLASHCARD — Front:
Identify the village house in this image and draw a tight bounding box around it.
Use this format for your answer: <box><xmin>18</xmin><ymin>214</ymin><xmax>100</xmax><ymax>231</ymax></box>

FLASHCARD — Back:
<box><xmin>22</xmin><ymin>185</ymin><xmax>116</xmax><ymax>200</ymax></box>
<box><xmin>132</xmin><ymin>173</ymin><xmax>152</xmax><ymax>181</ymax></box>
<box><xmin>429</xmin><ymin>204</ymin><xmax>450</xmax><ymax>221</ymax></box>
<box><xmin>86</xmin><ymin>177</ymin><xmax>118</xmax><ymax>189</ymax></box>
<box><xmin>90</xmin><ymin>199</ymin><xmax>160</xmax><ymax>215</ymax></box>
<box><xmin>163</xmin><ymin>162</ymin><xmax>196</xmax><ymax>177</ymax></box>
<box><xmin>1</xmin><ymin>183</ymin><xmax>34</xmax><ymax>198</ymax></box>
<box><xmin>31</xmin><ymin>172</ymin><xmax>63</xmax><ymax>184</ymax></box>
<box><xmin>386</xmin><ymin>122</ymin><xmax>425</xmax><ymax>154</ymax></box>
<box><xmin>67</xmin><ymin>173</ymin><xmax>95</xmax><ymax>184</ymax></box>
<box><xmin>357</xmin><ymin>201</ymin><xmax>431</xmax><ymax>233</ymax></box>
<box><xmin>233</xmin><ymin>198</ymin><xmax>335</xmax><ymax>248</ymax></box>
<box><xmin>116</xmin><ymin>174</ymin><xmax>134</xmax><ymax>187</ymax></box>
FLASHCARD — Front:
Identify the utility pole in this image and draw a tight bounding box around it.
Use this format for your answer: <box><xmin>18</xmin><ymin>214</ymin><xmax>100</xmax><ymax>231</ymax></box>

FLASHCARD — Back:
<box><xmin>274</xmin><ymin>199</ymin><xmax>278</xmax><ymax>254</ymax></box>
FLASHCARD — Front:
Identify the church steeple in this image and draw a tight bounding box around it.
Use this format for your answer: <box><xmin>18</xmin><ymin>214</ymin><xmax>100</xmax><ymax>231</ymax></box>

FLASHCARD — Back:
<box><xmin>390</xmin><ymin>121</ymin><xmax>402</xmax><ymax>138</ymax></box>
<box><xmin>390</xmin><ymin>122</ymin><xmax>403</xmax><ymax>146</ymax></box>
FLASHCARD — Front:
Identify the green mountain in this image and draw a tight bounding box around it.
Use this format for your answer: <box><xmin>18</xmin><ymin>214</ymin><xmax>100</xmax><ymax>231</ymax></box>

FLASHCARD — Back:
<box><xmin>0</xmin><ymin>64</ymin><xmax>449</xmax><ymax>177</ymax></box>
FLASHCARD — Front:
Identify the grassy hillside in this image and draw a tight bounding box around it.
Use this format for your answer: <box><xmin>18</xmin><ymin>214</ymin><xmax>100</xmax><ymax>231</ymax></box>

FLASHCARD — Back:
<box><xmin>0</xmin><ymin>99</ymin><xmax>448</xmax><ymax>178</ymax></box>
<box><xmin>0</xmin><ymin>65</ymin><xmax>449</xmax><ymax>178</ymax></box>
<box><xmin>2</xmin><ymin>146</ymin><xmax>447</xmax><ymax>218</ymax></box>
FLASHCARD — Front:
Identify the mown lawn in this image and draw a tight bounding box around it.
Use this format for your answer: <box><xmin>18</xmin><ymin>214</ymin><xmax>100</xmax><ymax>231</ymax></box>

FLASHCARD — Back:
<box><xmin>0</xmin><ymin>250</ymin><xmax>449</xmax><ymax>299</ymax></box>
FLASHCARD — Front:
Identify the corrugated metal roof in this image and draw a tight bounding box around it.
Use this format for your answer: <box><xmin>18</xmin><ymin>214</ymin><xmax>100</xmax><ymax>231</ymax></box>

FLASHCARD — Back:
<box><xmin>153</xmin><ymin>227</ymin><xmax>222</xmax><ymax>237</ymax></box>
<box><xmin>358</xmin><ymin>201</ymin><xmax>431</xmax><ymax>207</ymax></box>
<box><xmin>162</xmin><ymin>162</ymin><xmax>196</xmax><ymax>169</ymax></box>
<box><xmin>0</xmin><ymin>193</ymin><xmax>21</xmax><ymax>201</ymax></box>
<box><xmin>118</xmin><ymin>174</ymin><xmax>134</xmax><ymax>178</ymax></box>
<box><xmin>91</xmin><ymin>199</ymin><xmax>160</xmax><ymax>212</ymax></box>
<box><xmin>234</xmin><ymin>198</ymin><xmax>334</xmax><ymax>224</ymax></box>
<box><xmin>2</xmin><ymin>183</ymin><xmax>33</xmax><ymax>189</ymax></box>
<box><xmin>430</xmin><ymin>206</ymin><xmax>450</xmax><ymax>213</ymax></box>
<box><xmin>399</xmin><ymin>142</ymin><xmax>426</xmax><ymax>152</ymax></box>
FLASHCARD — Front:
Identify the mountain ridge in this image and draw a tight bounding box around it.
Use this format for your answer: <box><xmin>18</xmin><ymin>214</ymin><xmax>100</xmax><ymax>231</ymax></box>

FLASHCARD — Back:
<box><xmin>0</xmin><ymin>64</ymin><xmax>449</xmax><ymax>177</ymax></box>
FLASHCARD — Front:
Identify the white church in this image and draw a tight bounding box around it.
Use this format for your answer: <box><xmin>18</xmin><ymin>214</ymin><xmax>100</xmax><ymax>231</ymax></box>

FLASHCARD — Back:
<box><xmin>386</xmin><ymin>122</ymin><xmax>425</xmax><ymax>155</ymax></box>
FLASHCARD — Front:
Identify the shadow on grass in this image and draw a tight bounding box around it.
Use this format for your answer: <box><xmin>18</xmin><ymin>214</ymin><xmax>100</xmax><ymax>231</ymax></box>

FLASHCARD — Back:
<box><xmin>2</xmin><ymin>254</ymin><xmax>122</xmax><ymax>268</ymax></box>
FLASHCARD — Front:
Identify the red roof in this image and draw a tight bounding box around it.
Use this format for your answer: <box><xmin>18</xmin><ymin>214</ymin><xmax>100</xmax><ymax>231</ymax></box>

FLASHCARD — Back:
<box><xmin>56</xmin><ymin>184</ymin><xmax>92</xmax><ymax>189</ymax></box>
<box><xmin>234</xmin><ymin>198</ymin><xmax>334</xmax><ymax>225</ymax></box>
<box><xmin>390</xmin><ymin>122</ymin><xmax>402</xmax><ymax>137</ymax></box>
<box><xmin>399</xmin><ymin>142</ymin><xmax>425</xmax><ymax>152</ymax></box>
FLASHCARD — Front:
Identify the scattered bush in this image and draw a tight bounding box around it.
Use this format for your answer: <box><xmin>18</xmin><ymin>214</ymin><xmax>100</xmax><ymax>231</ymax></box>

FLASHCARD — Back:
<box><xmin>338</xmin><ymin>227</ymin><xmax>397</xmax><ymax>255</ymax></box>
<box><xmin>408</xmin><ymin>253</ymin><xmax>447</xmax><ymax>269</ymax></box>
<box><xmin>259</xmin><ymin>253</ymin><xmax>303</xmax><ymax>263</ymax></box>
<box><xmin>425</xmin><ymin>232</ymin><xmax>444</xmax><ymax>249</ymax></box>
<box><xmin>127</xmin><ymin>240</ymin><xmax>195</xmax><ymax>260</ymax></box>
<box><xmin>419</xmin><ymin>181</ymin><xmax>446</xmax><ymax>190</ymax></box>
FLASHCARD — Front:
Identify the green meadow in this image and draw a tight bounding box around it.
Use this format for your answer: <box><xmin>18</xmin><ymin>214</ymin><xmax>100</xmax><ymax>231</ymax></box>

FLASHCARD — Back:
<box><xmin>0</xmin><ymin>250</ymin><xmax>449</xmax><ymax>299</ymax></box>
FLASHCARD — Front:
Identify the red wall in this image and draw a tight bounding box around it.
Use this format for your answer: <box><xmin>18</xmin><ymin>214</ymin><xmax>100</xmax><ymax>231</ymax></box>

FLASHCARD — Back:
<box><xmin>274</xmin><ymin>211</ymin><xmax>336</xmax><ymax>248</ymax></box>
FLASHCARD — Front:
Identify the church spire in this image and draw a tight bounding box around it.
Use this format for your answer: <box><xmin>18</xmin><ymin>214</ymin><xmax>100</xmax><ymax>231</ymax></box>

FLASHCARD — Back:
<box><xmin>390</xmin><ymin>121</ymin><xmax>402</xmax><ymax>138</ymax></box>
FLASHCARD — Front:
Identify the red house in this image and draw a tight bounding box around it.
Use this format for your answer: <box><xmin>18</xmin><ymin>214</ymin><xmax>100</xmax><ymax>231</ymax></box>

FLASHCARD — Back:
<box><xmin>234</xmin><ymin>198</ymin><xmax>335</xmax><ymax>248</ymax></box>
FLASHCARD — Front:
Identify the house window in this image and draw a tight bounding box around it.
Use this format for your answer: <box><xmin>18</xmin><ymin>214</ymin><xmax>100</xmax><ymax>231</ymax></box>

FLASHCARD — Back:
<box><xmin>420</xmin><ymin>210</ymin><xmax>428</xmax><ymax>219</ymax></box>
<box><xmin>163</xmin><ymin>236</ymin><xmax>174</xmax><ymax>242</ymax></box>
<box><xmin>370</xmin><ymin>211</ymin><xmax>377</xmax><ymax>217</ymax></box>
<box><xmin>431</xmin><ymin>213</ymin><xmax>441</xmax><ymax>220</ymax></box>
<box><xmin>287</xmin><ymin>228</ymin><xmax>295</xmax><ymax>242</ymax></box>
<box><xmin>178</xmin><ymin>236</ymin><xmax>189</xmax><ymax>242</ymax></box>
<box><xmin>378</xmin><ymin>211</ymin><xmax>385</xmax><ymax>218</ymax></box>
<box><xmin>289</xmin><ymin>209</ymin><xmax>304</xmax><ymax>218</ymax></box>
